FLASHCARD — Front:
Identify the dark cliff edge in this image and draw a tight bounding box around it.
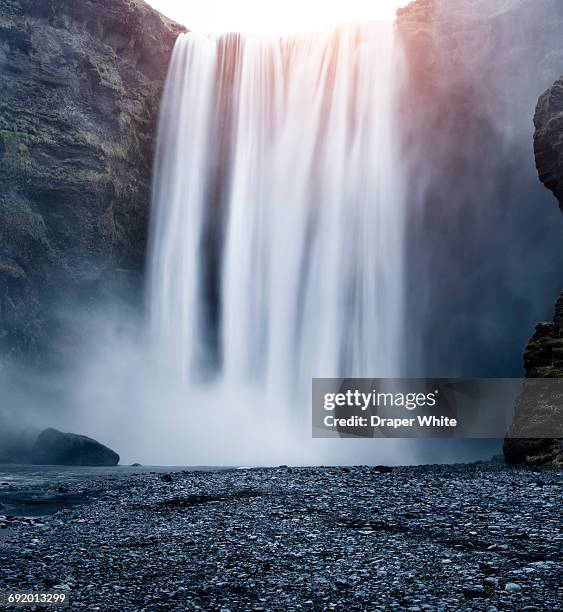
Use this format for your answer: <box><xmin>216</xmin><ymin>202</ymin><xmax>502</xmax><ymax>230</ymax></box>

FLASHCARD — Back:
<box><xmin>503</xmin><ymin>78</ymin><xmax>563</xmax><ymax>467</ymax></box>
<box><xmin>534</xmin><ymin>77</ymin><xmax>563</xmax><ymax>209</ymax></box>
<box><xmin>0</xmin><ymin>0</ymin><xmax>184</xmax><ymax>364</ymax></box>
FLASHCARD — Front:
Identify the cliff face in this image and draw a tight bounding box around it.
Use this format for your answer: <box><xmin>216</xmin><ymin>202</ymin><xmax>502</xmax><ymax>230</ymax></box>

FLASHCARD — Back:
<box><xmin>503</xmin><ymin>78</ymin><xmax>563</xmax><ymax>467</ymax></box>
<box><xmin>397</xmin><ymin>0</ymin><xmax>563</xmax><ymax>134</ymax></box>
<box><xmin>0</xmin><ymin>0</ymin><xmax>184</xmax><ymax>363</ymax></box>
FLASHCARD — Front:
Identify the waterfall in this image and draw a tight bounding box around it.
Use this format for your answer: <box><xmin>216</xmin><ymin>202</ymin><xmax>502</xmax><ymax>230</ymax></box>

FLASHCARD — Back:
<box><xmin>148</xmin><ymin>22</ymin><xmax>406</xmax><ymax>403</ymax></box>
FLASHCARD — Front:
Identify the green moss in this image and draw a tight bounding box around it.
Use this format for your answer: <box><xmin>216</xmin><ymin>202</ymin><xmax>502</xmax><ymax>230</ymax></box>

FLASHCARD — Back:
<box><xmin>527</xmin><ymin>441</ymin><xmax>563</xmax><ymax>467</ymax></box>
<box><xmin>0</xmin><ymin>194</ymin><xmax>48</xmax><ymax>242</ymax></box>
<box><xmin>530</xmin><ymin>366</ymin><xmax>563</xmax><ymax>378</ymax></box>
<box><xmin>78</xmin><ymin>128</ymin><xmax>128</xmax><ymax>162</ymax></box>
<box><xmin>0</xmin><ymin>129</ymin><xmax>33</xmax><ymax>175</ymax></box>
<box><xmin>89</xmin><ymin>53</ymin><xmax>125</xmax><ymax>95</ymax></box>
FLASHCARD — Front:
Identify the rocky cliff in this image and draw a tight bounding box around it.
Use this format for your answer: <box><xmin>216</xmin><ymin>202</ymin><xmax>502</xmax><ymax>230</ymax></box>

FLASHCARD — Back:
<box><xmin>502</xmin><ymin>295</ymin><xmax>563</xmax><ymax>466</ymax></box>
<box><xmin>534</xmin><ymin>77</ymin><xmax>563</xmax><ymax>209</ymax></box>
<box><xmin>502</xmin><ymin>77</ymin><xmax>563</xmax><ymax>467</ymax></box>
<box><xmin>0</xmin><ymin>0</ymin><xmax>184</xmax><ymax>364</ymax></box>
<box><xmin>503</xmin><ymin>299</ymin><xmax>563</xmax><ymax>466</ymax></box>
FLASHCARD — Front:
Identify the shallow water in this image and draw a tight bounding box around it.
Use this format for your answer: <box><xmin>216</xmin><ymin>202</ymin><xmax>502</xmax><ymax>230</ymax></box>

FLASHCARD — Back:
<box><xmin>0</xmin><ymin>464</ymin><xmax>227</xmax><ymax>517</ymax></box>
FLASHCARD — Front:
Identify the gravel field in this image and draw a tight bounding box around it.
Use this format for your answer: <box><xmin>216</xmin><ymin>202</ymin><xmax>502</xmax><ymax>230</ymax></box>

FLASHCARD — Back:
<box><xmin>0</xmin><ymin>464</ymin><xmax>561</xmax><ymax>611</ymax></box>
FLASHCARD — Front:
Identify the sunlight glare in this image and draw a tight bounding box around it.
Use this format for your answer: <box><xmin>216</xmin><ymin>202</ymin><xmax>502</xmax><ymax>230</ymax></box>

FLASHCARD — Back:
<box><xmin>145</xmin><ymin>0</ymin><xmax>406</xmax><ymax>35</ymax></box>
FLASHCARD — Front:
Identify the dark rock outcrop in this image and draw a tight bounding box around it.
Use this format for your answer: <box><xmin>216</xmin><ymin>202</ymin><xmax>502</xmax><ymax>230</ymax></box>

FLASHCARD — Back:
<box><xmin>0</xmin><ymin>0</ymin><xmax>184</xmax><ymax>364</ymax></box>
<box><xmin>534</xmin><ymin>76</ymin><xmax>563</xmax><ymax>208</ymax></box>
<box><xmin>31</xmin><ymin>427</ymin><xmax>119</xmax><ymax>465</ymax></box>
<box><xmin>503</xmin><ymin>329</ymin><xmax>563</xmax><ymax>466</ymax></box>
<box><xmin>503</xmin><ymin>75</ymin><xmax>563</xmax><ymax>467</ymax></box>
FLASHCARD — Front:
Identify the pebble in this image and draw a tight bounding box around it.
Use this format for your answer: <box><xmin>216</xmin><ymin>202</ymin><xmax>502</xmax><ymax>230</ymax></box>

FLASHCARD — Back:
<box><xmin>462</xmin><ymin>585</ymin><xmax>486</xmax><ymax>598</ymax></box>
<box><xmin>0</xmin><ymin>464</ymin><xmax>559</xmax><ymax>611</ymax></box>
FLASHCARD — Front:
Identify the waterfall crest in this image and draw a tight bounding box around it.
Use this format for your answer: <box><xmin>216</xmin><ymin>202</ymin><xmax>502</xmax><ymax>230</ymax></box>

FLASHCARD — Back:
<box><xmin>149</xmin><ymin>23</ymin><xmax>406</xmax><ymax>398</ymax></box>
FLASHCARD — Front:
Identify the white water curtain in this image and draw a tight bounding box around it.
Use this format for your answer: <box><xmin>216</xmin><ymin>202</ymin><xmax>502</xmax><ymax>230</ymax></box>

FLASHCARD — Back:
<box><xmin>149</xmin><ymin>23</ymin><xmax>407</xmax><ymax>400</ymax></box>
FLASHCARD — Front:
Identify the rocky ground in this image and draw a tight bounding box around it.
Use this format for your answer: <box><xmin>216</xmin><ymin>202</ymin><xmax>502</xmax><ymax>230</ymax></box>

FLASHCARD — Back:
<box><xmin>0</xmin><ymin>464</ymin><xmax>561</xmax><ymax>611</ymax></box>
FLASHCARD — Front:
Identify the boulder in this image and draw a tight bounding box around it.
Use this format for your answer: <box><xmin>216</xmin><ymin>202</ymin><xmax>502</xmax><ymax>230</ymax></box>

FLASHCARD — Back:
<box><xmin>31</xmin><ymin>428</ymin><xmax>119</xmax><ymax>466</ymax></box>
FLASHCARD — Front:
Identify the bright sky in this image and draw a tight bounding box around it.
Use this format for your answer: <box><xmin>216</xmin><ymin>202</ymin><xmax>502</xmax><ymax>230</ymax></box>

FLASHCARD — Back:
<box><xmin>146</xmin><ymin>0</ymin><xmax>406</xmax><ymax>34</ymax></box>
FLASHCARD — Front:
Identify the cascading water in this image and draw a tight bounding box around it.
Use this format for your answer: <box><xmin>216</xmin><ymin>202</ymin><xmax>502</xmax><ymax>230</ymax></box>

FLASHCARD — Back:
<box><xmin>149</xmin><ymin>23</ymin><xmax>406</xmax><ymax>418</ymax></box>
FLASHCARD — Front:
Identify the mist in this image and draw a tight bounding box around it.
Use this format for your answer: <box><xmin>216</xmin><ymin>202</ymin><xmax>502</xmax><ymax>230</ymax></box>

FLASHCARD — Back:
<box><xmin>399</xmin><ymin>0</ymin><xmax>563</xmax><ymax>377</ymax></box>
<box><xmin>0</xmin><ymin>295</ymin><xmax>503</xmax><ymax>466</ymax></box>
